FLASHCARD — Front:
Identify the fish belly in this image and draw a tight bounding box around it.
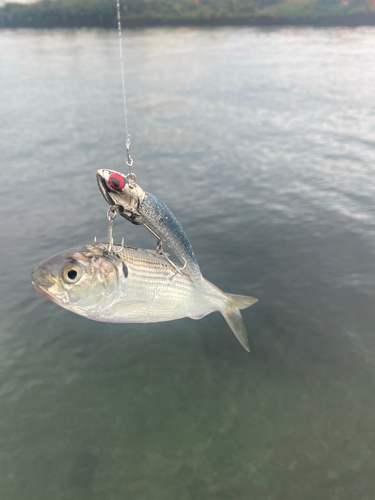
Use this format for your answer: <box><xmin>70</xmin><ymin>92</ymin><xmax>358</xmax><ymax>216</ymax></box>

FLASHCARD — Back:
<box><xmin>110</xmin><ymin>275</ymin><xmax>218</xmax><ymax>323</ymax></box>
<box><xmin>103</xmin><ymin>247</ymin><xmax>224</xmax><ymax>323</ymax></box>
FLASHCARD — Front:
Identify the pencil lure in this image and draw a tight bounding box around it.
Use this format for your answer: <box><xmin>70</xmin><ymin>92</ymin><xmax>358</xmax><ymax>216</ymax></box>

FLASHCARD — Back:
<box><xmin>31</xmin><ymin>243</ymin><xmax>258</xmax><ymax>352</ymax></box>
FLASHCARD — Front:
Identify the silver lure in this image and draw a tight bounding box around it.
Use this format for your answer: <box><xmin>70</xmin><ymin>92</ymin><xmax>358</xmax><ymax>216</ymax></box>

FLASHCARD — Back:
<box><xmin>31</xmin><ymin>243</ymin><xmax>258</xmax><ymax>351</ymax></box>
<box><xmin>96</xmin><ymin>169</ymin><xmax>200</xmax><ymax>278</ymax></box>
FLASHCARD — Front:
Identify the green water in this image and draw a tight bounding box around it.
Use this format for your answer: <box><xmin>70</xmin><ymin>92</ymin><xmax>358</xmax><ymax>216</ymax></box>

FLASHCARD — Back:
<box><xmin>1</xmin><ymin>27</ymin><xmax>375</xmax><ymax>499</ymax></box>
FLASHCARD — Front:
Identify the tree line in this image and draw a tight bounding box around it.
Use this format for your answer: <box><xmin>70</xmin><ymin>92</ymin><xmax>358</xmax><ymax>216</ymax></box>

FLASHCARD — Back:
<box><xmin>0</xmin><ymin>0</ymin><xmax>374</xmax><ymax>28</ymax></box>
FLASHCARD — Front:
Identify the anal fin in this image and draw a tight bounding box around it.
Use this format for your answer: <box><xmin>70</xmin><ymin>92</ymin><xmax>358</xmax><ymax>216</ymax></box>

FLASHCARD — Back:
<box><xmin>189</xmin><ymin>311</ymin><xmax>211</xmax><ymax>320</ymax></box>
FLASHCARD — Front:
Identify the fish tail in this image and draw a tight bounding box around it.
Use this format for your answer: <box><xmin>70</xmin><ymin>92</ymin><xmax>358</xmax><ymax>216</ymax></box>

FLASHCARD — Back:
<box><xmin>221</xmin><ymin>294</ymin><xmax>258</xmax><ymax>352</ymax></box>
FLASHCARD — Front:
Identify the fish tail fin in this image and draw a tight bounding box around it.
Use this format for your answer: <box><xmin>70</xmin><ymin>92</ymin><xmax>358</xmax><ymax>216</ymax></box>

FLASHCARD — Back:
<box><xmin>221</xmin><ymin>294</ymin><xmax>258</xmax><ymax>352</ymax></box>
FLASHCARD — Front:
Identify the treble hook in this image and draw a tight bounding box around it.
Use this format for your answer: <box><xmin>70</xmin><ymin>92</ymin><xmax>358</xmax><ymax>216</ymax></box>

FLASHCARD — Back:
<box><xmin>118</xmin><ymin>237</ymin><xmax>125</xmax><ymax>252</ymax></box>
<box><xmin>107</xmin><ymin>206</ymin><xmax>117</xmax><ymax>252</ymax></box>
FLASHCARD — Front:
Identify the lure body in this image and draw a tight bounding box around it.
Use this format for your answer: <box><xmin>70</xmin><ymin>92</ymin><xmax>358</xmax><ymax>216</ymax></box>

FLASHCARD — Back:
<box><xmin>31</xmin><ymin>243</ymin><xmax>258</xmax><ymax>351</ymax></box>
<box><xmin>139</xmin><ymin>192</ymin><xmax>199</xmax><ymax>276</ymax></box>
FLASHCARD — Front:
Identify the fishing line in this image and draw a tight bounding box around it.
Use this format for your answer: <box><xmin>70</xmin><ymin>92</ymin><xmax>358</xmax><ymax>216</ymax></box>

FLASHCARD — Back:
<box><xmin>116</xmin><ymin>0</ymin><xmax>133</xmax><ymax>176</ymax></box>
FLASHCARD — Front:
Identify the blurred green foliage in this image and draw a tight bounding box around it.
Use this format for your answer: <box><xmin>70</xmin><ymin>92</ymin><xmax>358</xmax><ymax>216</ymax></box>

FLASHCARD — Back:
<box><xmin>0</xmin><ymin>0</ymin><xmax>374</xmax><ymax>28</ymax></box>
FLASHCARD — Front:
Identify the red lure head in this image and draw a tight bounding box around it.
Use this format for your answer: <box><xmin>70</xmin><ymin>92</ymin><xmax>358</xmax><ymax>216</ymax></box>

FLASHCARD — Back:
<box><xmin>108</xmin><ymin>173</ymin><xmax>125</xmax><ymax>190</ymax></box>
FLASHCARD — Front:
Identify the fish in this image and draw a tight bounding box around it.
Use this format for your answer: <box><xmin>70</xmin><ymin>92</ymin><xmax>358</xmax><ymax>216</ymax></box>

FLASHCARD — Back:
<box><xmin>96</xmin><ymin>169</ymin><xmax>201</xmax><ymax>278</ymax></box>
<box><xmin>31</xmin><ymin>243</ymin><xmax>258</xmax><ymax>351</ymax></box>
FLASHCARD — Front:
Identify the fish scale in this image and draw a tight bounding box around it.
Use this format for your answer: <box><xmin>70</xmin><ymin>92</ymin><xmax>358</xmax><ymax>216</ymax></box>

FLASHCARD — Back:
<box><xmin>80</xmin><ymin>244</ymin><xmax>216</xmax><ymax>324</ymax></box>
<box><xmin>113</xmin><ymin>246</ymin><xmax>214</xmax><ymax>322</ymax></box>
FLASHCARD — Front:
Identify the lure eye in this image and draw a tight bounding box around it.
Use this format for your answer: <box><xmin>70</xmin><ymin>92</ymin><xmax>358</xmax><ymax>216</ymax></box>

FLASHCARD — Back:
<box><xmin>108</xmin><ymin>173</ymin><xmax>125</xmax><ymax>190</ymax></box>
<box><xmin>62</xmin><ymin>264</ymin><xmax>83</xmax><ymax>284</ymax></box>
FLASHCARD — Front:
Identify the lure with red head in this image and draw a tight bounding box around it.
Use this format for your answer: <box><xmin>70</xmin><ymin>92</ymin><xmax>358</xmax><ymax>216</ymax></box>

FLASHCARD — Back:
<box><xmin>97</xmin><ymin>168</ymin><xmax>201</xmax><ymax>277</ymax></box>
<box><xmin>97</xmin><ymin>169</ymin><xmax>146</xmax><ymax>225</ymax></box>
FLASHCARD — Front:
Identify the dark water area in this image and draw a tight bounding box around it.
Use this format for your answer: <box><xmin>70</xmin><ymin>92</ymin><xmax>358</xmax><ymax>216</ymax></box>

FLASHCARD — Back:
<box><xmin>1</xmin><ymin>27</ymin><xmax>375</xmax><ymax>500</ymax></box>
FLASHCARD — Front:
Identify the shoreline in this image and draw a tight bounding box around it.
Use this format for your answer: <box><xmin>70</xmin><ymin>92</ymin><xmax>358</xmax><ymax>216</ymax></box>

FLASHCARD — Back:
<box><xmin>1</xmin><ymin>7</ymin><xmax>375</xmax><ymax>29</ymax></box>
<box><xmin>122</xmin><ymin>13</ymin><xmax>375</xmax><ymax>28</ymax></box>
<box><xmin>2</xmin><ymin>18</ymin><xmax>375</xmax><ymax>29</ymax></box>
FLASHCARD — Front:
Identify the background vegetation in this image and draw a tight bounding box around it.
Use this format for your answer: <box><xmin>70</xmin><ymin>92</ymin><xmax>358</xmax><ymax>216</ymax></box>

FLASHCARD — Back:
<box><xmin>0</xmin><ymin>0</ymin><xmax>374</xmax><ymax>28</ymax></box>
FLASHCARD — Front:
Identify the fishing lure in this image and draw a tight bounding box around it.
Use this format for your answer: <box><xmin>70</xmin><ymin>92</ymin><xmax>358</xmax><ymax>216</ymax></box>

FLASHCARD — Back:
<box><xmin>97</xmin><ymin>169</ymin><xmax>200</xmax><ymax>277</ymax></box>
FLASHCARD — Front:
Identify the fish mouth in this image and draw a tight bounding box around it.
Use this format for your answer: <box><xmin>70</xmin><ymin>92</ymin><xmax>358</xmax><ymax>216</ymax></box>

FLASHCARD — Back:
<box><xmin>32</xmin><ymin>281</ymin><xmax>58</xmax><ymax>303</ymax></box>
<box><xmin>96</xmin><ymin>170</ymin><xmax>115</xmax><ymax>206</ymax></box>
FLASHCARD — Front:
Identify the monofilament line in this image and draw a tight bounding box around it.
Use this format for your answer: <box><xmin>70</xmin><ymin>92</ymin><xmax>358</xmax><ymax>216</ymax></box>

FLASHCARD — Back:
<box><xmin>116</xmin><ymin>0</ymin><xmax>130</xmax><ymax>151</ymax></box>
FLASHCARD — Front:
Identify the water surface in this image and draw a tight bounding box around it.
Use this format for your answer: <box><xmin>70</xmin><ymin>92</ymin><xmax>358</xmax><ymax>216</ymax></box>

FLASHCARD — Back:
<box><xmin>1</xmin><ymin>26</ymin><xmax>375</xmax><ymax>500</ymax></box>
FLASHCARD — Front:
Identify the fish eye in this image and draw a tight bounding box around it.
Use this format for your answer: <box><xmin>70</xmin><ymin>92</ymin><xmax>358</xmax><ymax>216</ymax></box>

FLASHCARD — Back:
<box><xmin>62</xmin><ymin>264</ymin><xmax>82</xmax><ymax>284</ymax></box>
<box><xmin>108</xmin><ymin>173</ymin><xmax>125</xmax><ymax>191</ymax></box>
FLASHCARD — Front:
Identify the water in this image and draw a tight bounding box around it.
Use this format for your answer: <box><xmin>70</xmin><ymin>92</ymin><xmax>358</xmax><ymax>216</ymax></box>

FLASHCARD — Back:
<box><xmin>1</xmin><ymin>26</ymin><xmax>375</xmax><ymax>500</ymax></box>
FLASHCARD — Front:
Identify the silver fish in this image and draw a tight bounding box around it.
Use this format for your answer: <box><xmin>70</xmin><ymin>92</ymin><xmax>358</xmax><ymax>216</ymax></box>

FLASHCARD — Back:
<box><xmin>31</xmin><ymin>243</ymin><xmax>258</xmax><ymax>351</ymax></box>
<box><xmin>96</xmin><ymin>169</ymin><xmax>201</xmax><ymax>278</ymax></box>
